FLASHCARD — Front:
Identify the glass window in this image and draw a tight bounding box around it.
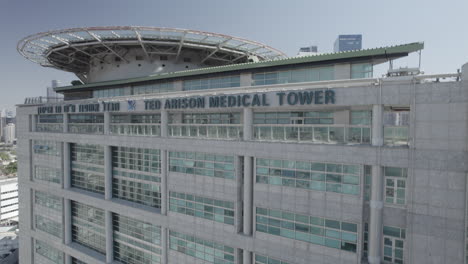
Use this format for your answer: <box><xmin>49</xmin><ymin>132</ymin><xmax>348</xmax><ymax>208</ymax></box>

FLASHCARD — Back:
<box><xmin>72</xmin><ymin>258</ymin><xmax>87</xmax><ymax>264</ymax></box>
<box><xmin>68</xmin><ymin>114</ymin><xmax>104</xmax><ymax>134</ymax></box>
<box><xmin>351</xmin><ymin>63</ymin><xmax>373</xmax><ymax>79</ymax></box>
<box><xmin>169</xmin><ymin>231</ymin><xmax>235</xmax><ymax>264</ymax></box>
<box><xmin>133</xmin><ymin>82</ymin><xmax>174</xmax><ymax>95</ymax></box>
<box><xmin>255</xmin><ymin>207</ymin><xmax>358</xmax><ymax>253</ymax></box>
<box><xmin>33</xmin><ymin>140</ymin><xmax>60</xmax><ymax>156</ymax></box>
<box><xmin>351</xmin><ymin>110</ymin><xmax>371</xmax><ymax>125</ymax></box>
<box><xmin>169</xmin><ymin>191</ymin><xmax>234</xmax><ymax>225</ymax></box>
<box><xmin>71</xmin><ymin>144</ymin><xmax>105</xmax><ymax>194</ymax></box>
<box><xmin>36</xmin><ymin>114</ymin><xmax>63</xmax><ymax>133</ymax></box>
<box><xmin>34</xmin><ymin>166</ymin><xmax>62</xmax><ymax>185</ymax></box>
<box><xmin>384</xmin><ymin>167</ymin><xmax>407</xmax><ymax>205</ymax></box>
<box><xmin>35</xmin><ymin>240</ymin><xmax>64</xmax><ymax>264</ymax></box>
<box><xmin>169</xmin><ymin>151</ymin><xmax>235</xmax><ymax>180</ymax></box>
<box><xmin>35</xmin><ymin>215</ymin><xmax>62</xmax><ymax>238</ymax></box>
<box><xmin>253</xmin><ymin>66</ymin><xmax>334</xmax><ymax>86</ymax></box>
<box><xmin>184</xmin><ymin>75</ymin><xmax>241</xmax><ymax>91</ymax></box>
<box><xmin>256</xmin><ymin>158</ymin><xmax>360</xmax><ymax>196</ymax></box>
<box><xmin>113</xmin><ymin>213</ymin><xmax>162</xmax><ymax>264</ymax></box>
<box><xmin>71</xmin><ymin>201</ymin><xmax>106</xmax><ymax>255</ymax></box>
<box><xmin>383</xmin><ymin>226</ymin><xmax>405</xmax><ymax>263</ymax></box>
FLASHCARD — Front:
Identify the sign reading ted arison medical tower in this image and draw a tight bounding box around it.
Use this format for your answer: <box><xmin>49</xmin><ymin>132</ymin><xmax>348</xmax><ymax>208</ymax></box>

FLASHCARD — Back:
<box><xmin>37</xmin><ymin>89</ymin><xmax>336</xmax><ymax>114</ymax></box>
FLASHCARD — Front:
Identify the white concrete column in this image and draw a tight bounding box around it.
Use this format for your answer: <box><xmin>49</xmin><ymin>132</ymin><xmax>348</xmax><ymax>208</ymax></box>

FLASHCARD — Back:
<box><xmin>104</xmin><ymin>146</ymin><xmax>112</xmax><ymax>200</ymax></box>
<box><xmin>104</xmin><ymin>112</ymin><xmax>110</xmax><ymax>135</ymax></box>
<box><xmin>63</xmin><ymin>113</ymin><xmax>68</xmax><ymax>133</ymax></box>
<box><xmin>161</xmin><ymin>227</ymin><xmax>168</xmax><ymax>264</ymax></box>
<box><xmin>243</xmin><ymin>108</ymin><xmax>253</xmax><ymax>141</ymax></box>
<box><xmin>242</xmin><ymin>155</ymin><xmax>254</xmax><ymax>264</ymax></box>
<box><xmin>161</xmin><ymin>110</ymin><xmax>168</xmax><ymax>138</ymax></box>
<box><xmin>31</xmin><ymin>115</ymin><xmax>36</xmax><ymax>132</ymax></box>
<box><xmin>105</xmin><ymin>210</ymin><xmax>113</xmax><ymax>263</ymax></box>
<box><xmin>160</xmin><ymin>150</ymin><xmax>168</xmax><ymax>215</ymax></box>
<box><xmin>63</xmin><ymin>143</ymin><xmax>71</xmax><ymax>189</ymax></box>
<box><xmin>65</xmin><ymin>255</ymin><xmax>72</xmax><ymax>264</ymax></box>
<box><xmin>243</xmin><ymin>156</ymin><xmax>253</xmax><ymax>235</ymax></box>
<box><xmin>243</xmin><ymin>250</ymin><xmax>252</xmax><ymax>264</ymax></box>
<box><xmin>235</xmin><ymin>156</ymin><xmax>243</xmax><ymax>233</ymax></box>
<box><xmin>368</xmin><ymin>165</ymin><xmax>384</xmax><ymax>264</ymax></box>
<box><xmin>64</xmin><ymin>199</ymin><xmax>72</xmax><ymax>245</ymax></box>
<box><xmin>372</xmin><ymin>105</ymin><xmax>384</xmax><ymax>146</ymax></box>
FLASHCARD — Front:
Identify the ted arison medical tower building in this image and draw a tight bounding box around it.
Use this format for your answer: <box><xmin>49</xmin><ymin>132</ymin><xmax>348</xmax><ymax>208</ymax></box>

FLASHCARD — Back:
<box><xmin>15</xmin><ymin>26</ymin><xmax>468</xmax><ymax>264</ymax></box>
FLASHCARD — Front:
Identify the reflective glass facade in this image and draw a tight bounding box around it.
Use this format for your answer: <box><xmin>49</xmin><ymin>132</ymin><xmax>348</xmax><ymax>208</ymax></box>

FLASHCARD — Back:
<box><xmin>252</xmin><ymin>66</ymin><xmax>334</xmax><ymax>86</ymax></box>
<box><xmin>256</xmin><ymin>207</ymin><xmax>358</xmax><ymax>252</ymax></box>
<box><xmin>169</xmin><ymin>231</ymin><xmax>235</xmax><ymax>264</ymax></box>
<box><xmin>112</xmin><ymin>147</ymin><xmax>161</xmax><ymax>208</ymax></box>
<box><xmin>169</xmin><ymin>151</ymin><xmax>235</xmax><ymax>179</ymax></box>
<box><xmin>33</xmin><ymin>140</ymin><xmax>60</xmax><ymax>156</ymax></box>
<box><xmin>71</xmin><ymin>201</ymin><xmax>106</xmax><ymax>254</ymax></box>
<box><xmin>71</xmin><ymin>144</ymin><xmax>105</xmax><ymax>194</ymax></box>
<box><xmin>256</xmin><ymin>158</ymin><xmax>361</xmax><ymax>195</ymax></box>
<box><xmin>34</xmin><ymin>165</ymin><xmax>62</xmax><ymax>185</ymax></box>
<box><xmin>35</xmin><ymin>240</ymin><xmax>64</xmax><ymax>264</ymax></box>
<box><xmin>183</xmin><ymin>75</ymin><xmax>241</xmax><ymax>91</ymax></box>
<box><xmin>113</xmin><ymin>214</ymin><xmax>162</xmax><ymax>264</ymax></box>
<box><xmin>169</xmin><ymin>191</ymin><xmax>235</xmax><ymax>225</ymax></box>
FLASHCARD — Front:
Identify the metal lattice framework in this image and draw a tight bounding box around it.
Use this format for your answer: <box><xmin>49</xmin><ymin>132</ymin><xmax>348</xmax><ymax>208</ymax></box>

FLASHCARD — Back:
<box><xmin>17</xmin><ymin>26</ymin><xmax>287</xmax><ymax>74</ymax></box>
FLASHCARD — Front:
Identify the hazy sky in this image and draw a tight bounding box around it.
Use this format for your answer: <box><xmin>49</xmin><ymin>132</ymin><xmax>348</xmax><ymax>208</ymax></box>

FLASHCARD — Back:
<box><xmin>1</xmin><ymin>0</ymin><xmax>467</xmax><ymax>112</ymax></box>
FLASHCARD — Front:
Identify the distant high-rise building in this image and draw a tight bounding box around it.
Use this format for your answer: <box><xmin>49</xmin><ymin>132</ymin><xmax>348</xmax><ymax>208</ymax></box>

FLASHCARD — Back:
<box><xmin>297</xmin><ymin>45</ymin><xmax>318</xmax><ymax>56</ymax></box>
<box><xmin>334</xmin><ymin>34</ymin><xmax>362</xmax><ymax>52</ymax></box>
<box><xmin>46</xmin><ymin>80</ymin><xmax>64</xmax><ymax>102</ymax></box>
<box><xmin>0</xmin><ymin>178</ymin><xmax>18</xmax><ymax>224</ymax></box>
<box><xmin>3</xmin><ymin>124</ymin><xmax>15</xmax><ymax>144</ymax></box>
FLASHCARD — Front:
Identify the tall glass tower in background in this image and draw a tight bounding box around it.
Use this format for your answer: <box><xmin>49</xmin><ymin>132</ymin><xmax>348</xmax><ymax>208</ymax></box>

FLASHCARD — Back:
<box><xmin>334</xmin><ymin>34</ymin><xmax>362</xmax><ymax>52</ymax></box>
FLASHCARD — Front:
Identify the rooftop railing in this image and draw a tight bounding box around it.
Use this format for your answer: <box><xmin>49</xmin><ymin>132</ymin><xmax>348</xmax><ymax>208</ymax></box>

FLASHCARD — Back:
<box><xmin>168</xmin><ymin>124</ymin><xmax>243</xmax><ymax>140</ymax></box>
<box><xmin>110</xmin><ymin>124</ymin><xmax>161</xmax><ymax>137</ymax></box>
<box><xmin>253</xmin><ymin>124</ymin><xmax>371</xmax><ymax>145</ymax></box>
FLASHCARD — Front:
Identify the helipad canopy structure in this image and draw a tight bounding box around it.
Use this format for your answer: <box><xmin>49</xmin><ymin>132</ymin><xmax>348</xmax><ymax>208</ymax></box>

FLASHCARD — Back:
<box><xmin>17</xmin><ymin>26</ymin><xmax>287</xmax><ymax>82</ymax></box>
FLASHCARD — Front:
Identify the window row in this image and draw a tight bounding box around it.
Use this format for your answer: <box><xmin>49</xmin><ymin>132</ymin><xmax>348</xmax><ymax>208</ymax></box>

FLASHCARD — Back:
<box><xmin>112</xmin><ymin>147</ymin><xmax>161</xmax><ymax>173</ymax></box>
<box><xmin>256</xmin><ymin>158</ymin><xmax>360</xmax><ymax>195</ymax></box>
<box><xmin>34</xmin><ymin>166</ymin><xmax>62</xmax><ymax>185</ymax></box>
<box><xmin>256</xmin><ymin>207</ymin><xmax>358</xmax><ymax>253</ymax></box>
<box><xmin>71</xmin><ymin>201</ymin><xmax>106</xmax><ymax>254</ymax></box>
<box><xmin>113</xmin><ymin>214</ymin><xmax>162</xmax><ymax>264</ymax></box>
<box><xmin>169</xmin><ymin>151</ymin><xmax>235</xmax><ymax>180</ymax></box>
<box><xmin>252</xmin><ymin>66</ymin><xmax>334</xmax><ymax>86</ymax></box>
<box><xmin>183</xmin><ymin>75</ymin><xmax>240</xmax><ymax>91</ymax></box>
<box><xmin>169</xmin><ymin>191</ymin><xmax>235</xmax><ymax>225</ymax></box>
<box><xmin>169</xmin><ymin>231</ymin><xmax>235</xmax><ymax>264</ymax></box>
<box><xmin>35</xmin><ymin>240</ymin><xmax>64</xmax><ymax>264</ymax></box>
<box><xmin>33</xmin><ymin>140</ymin><xmax>60</xmax><ymax>156</ymax></box>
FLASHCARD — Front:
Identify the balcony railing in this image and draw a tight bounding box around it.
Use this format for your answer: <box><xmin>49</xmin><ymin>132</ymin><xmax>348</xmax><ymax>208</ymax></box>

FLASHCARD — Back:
<box><xmin>35</xmin><ymin>123</ymin><xmax>63</xmax><ymax>133</ymax></box>
<box><xmin>253</xmin><ymin>124</ymin><xmax>371</xmax><ymax>144</ymax></box>
<box><xmin>68</xmin><ymin>124</ymin><xmax>104</xmax><ymax>134</ymax></box>
<box><xmin>384</xmin><ymin>126</ymin><xmax>409</xmax><ymax>146</ymax></box>
<box><xmin>110</xmin><ymin>124</ymin><xmax>161</xmax><ymax>137</ymax></box>
<box><xmin>168</xmin><ymin>124</ymin><xmax>242</xmax><ymax>140</ymax></box>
